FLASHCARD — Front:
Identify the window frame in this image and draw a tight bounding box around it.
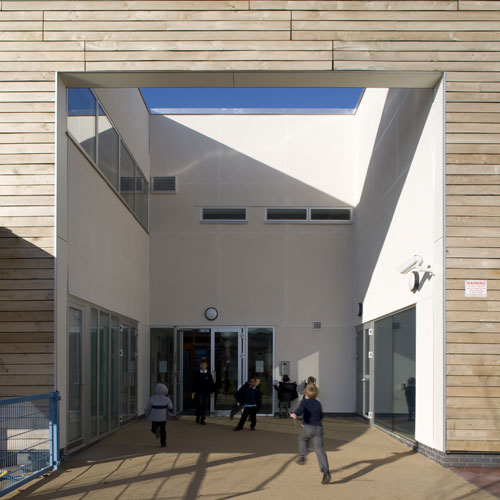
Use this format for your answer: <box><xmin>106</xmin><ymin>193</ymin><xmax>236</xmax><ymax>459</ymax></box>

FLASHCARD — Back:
<box><xmin>200</xmin><ymin>207</ymin><xmax>248</xmax><ymax>224</ymax></box>
<box><xmin>265</xmin><ymin>207</ymin><xmax>353</xmax><ymax>224</ymax></box>
<box><xmin>309</xmin><ymin>207</ymin><xmax>353</xmax><ymax>224</ymax></box>
<box><xmin>265</xmin><ymin>207</ymin><xmax>308</xmax><ymax>223</ymax></box>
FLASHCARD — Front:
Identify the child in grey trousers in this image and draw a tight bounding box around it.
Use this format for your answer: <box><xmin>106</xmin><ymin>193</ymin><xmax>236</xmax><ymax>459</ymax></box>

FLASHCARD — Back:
<box><xmin>290</xmin><ymin>383</ymin><xmax>331</xmax><ymax>484</ymax></box>
<box><xmin>145</xmin><ymin>383</ymin><xmax>173</xmax><ymax>448</ymax></box>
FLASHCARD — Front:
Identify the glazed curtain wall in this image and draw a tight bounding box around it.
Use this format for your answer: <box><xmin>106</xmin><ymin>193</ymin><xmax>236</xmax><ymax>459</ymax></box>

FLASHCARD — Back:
<box><xmin>374</xmin><ymin>307</ymin><xmax>416</xmax><ymax>441</ymax></box>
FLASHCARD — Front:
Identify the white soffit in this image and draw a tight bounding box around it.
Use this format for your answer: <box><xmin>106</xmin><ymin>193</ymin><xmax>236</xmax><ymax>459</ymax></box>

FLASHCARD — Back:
<box><xmin>60</xmin><ymin>70</ymin><xmax>442</xmax><ymax>90</ymax></box>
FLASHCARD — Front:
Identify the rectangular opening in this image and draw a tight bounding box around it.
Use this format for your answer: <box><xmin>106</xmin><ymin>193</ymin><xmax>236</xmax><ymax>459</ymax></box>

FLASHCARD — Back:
<box><xmin>310</xmin><ymin>208</ymin><xmax>352</xmax><ymax>223</ymax></box>
<box><xmin>152</xmin><ymin>176</ymin><xmax>177</xmax><ymax>193</ymax></box>
<box><xmin>201</xmin><ymin>207</ymin><xmax>247</xmax><ymax>223</ymax></box>
<box><xmin>266</xmin><ymin>208</ymin><xmax>307</xmax><ymax>222</ymax></box>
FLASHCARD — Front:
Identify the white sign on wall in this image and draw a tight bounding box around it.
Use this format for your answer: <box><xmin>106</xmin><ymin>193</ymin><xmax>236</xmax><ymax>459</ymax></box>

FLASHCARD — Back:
<box><xmin>465</xmin><ymin>280</ymin><xmax>487</xmax><ymax>298</ymax></box>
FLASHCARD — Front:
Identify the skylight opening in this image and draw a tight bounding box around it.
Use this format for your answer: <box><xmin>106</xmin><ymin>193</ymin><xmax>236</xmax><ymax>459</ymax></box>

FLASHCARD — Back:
<box><xmin>140</xmin><ymin>87</ymin><xmax>364</xmax><ymax>115</ymax></box>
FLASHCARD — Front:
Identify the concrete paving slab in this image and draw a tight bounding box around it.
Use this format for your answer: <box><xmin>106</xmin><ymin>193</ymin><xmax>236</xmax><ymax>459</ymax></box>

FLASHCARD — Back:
<box><xmin>4</xmin><ymin>417</ymin><xmax>496</xmax><ymax>500</ymax></box>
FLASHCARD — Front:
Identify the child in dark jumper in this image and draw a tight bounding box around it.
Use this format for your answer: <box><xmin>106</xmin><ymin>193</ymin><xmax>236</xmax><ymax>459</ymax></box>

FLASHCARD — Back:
<box><xmin>192</xmin><ymin>359</ymin><xmax>215</xmax><ymax>425</ymax></box>
<box><xmin>233</xmin><ymin>376</ymin><xmax>262</xmax><ymax>431</ymax></box>
<box><xmin>274</xmin><ymin>374</ymin><xmax>298</xmax><ymax>418</ymax></box>
<box><xmin>290</xmin><ymin>384</ymin><xmax>331</xmax><ymax>484</ymax></box>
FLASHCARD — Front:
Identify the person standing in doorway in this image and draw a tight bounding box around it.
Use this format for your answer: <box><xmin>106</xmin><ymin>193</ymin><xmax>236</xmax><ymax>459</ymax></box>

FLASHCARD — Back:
<box><xmin>192</xmin><ymin>358</ymin><xmax>215</xmax><ymax>425</ymax></box>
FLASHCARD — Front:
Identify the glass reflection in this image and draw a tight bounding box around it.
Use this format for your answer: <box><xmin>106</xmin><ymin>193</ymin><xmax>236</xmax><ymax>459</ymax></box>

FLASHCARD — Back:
<box><xmin>374</xmin><ymin>307</ymin><xmax>416</xmax><ymax>440</ymax></box>
<box><xmin>67</xmin><ymin>88</ymin><xmax>96</xmax><ymax>161</ymax></box>
<box><xmin>98</xmin><ymin>104</ymin><xmax>119</xmax><ymax>189</ymax></box>
<box><xmin>248</xmin><ymin>328</ymin><xmax>273</xmax><ymax>414</ymax></box>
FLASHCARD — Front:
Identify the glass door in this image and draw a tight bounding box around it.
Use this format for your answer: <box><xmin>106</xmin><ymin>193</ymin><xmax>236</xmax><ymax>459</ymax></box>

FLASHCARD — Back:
<box><xmin>212</xmin><ymin>328</ymin><xmax>242</xmax><ymax>413</ymax></box>
<box><xmin>247</xmin><ymin>327</ymin><xmax>274</xmax><ymax>415</ymax></box>
<box><xmin>68</xmin><ymin>306</ymin><xmax>83</xmax><ymax>445</ymax></box>
<box><xmin>120</xmin><ymin>324</ymin><xmax>129</xmax><ymax>421</ymax></box>
<box><xmin>120</xmin><ymin>323</ymin><xmax>138</xmax><ymax>421</ymax></box>
<box><xmin>356</xmin><ymin>324</ymin><xmax>372</xmax><ymax>419</ymax></box>
<box><xmin>152</xmin><ymin>326</ymin><xmax>275</xmax><ymax>416</ymax></box>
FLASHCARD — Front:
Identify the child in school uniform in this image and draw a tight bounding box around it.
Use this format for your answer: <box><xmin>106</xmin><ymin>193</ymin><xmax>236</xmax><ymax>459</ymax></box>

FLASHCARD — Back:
<box><xmin>274</xmin><ymin>374</ymin><xmax>298</xmax><ymax>418</ymax></box>
<box><xmin>290</xmin><ymin>383</ymin><xmax>331</xmax><ymax>484</ymax></box>
<box><xmin>232</xmin><ymin>375</ymin><xmax>262</xmax><ymax>431</ymax></box>
<box><xmin>192</xmin><ymin>358</ymin><xmax>215</xmax><ymax>425</ymax></box>
<box><xmin>144</xmin><ymin>383</ymin><xmax>173</xmax><ymax>448</ymax></box>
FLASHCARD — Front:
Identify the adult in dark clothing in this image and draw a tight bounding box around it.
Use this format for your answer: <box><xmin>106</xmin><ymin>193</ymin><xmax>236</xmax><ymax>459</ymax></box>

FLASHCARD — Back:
<box><xmin>290</xmin><ymin>384</ymin><xmax>331</xmax><ymax>484</ymax></box>
<box><xmin>192</xmin><ymin>359</ymin><xmax>215</xmax><ymax>425</ymax></box>
<box><xmin>404</xmin><ymin>377</ymin><xmax>416</xmax><ymax>421</ymax></box>
<box><xmin>233</xmin><ymin>376</ymin><xmax>262</xmax><ymax>431</ymax></box>
<box><xmin>273</xmin><ymin>374</ymin><xmax>298</xmax><ymax>418</ymax></box>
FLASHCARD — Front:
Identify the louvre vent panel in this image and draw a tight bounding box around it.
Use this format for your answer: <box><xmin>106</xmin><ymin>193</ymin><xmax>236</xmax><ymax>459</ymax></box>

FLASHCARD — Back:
<box><xmin>152</xmin><ymin>176</ymin><xmax>177</xmax><ymax>193</ymax></box>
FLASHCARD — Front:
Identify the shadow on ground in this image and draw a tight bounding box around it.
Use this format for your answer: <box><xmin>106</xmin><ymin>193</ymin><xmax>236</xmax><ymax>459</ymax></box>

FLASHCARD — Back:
<box><xmin>6</xmin><ymin>417</ymin><xmax>495</xmax><ymax>500</ymax></box>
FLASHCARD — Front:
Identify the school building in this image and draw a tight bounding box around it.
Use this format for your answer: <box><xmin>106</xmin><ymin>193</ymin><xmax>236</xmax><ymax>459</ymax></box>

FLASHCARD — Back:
<box><xmin>1</xmin><ymin>1</ymin><xmax>499</xmax><ymax>467</ymax></box>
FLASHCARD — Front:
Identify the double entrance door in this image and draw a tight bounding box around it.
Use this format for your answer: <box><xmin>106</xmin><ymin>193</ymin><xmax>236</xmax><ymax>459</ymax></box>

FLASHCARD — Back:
<box><xmin>150</xmin><ymin>326</ymin><xmax>274</xmax><ymax>416</ymax></box>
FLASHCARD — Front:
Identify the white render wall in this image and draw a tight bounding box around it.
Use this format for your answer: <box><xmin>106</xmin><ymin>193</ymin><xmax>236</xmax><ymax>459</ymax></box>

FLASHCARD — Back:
<box><xmin>353</xmin><ymin>86</ymin><xmax>445</xmax><ymax>450</ymax></box>
<box><xmin>148</xmin><ymin>86</ymin><xmax>442</xmax><ymax>419</ymax></box>
<box><xmin>149</xmin><ymin>113</ymin><xmax>357</xmax><ymax>412</ymax></box>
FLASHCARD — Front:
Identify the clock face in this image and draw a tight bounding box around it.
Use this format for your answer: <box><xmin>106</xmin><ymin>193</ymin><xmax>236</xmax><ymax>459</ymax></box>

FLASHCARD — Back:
<box><xmin>408</xmin><ymin>271</ymin><xmax>420</xmax><ymax>293</ymax></box>
<box><xmin>205</xmin><ymin>307</ymin><xmax>218</xmax><ymax>320</ymax></box>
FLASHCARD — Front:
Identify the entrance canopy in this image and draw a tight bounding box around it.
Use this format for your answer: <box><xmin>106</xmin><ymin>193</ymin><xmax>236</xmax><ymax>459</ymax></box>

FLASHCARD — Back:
<box><xmin>60</xmin><ymin>70</ymin><xmax>442</xmax><ymax>89</ymax></box>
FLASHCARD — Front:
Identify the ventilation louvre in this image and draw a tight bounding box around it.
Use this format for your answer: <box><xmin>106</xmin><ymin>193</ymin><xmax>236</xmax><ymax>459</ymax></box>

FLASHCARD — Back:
<box><xmin>152</xmin><ymin>176</ymin><xmax>177</xmax><ymax>193</ymax></box>
<box><xmin>313</xmin><ymin>322</ymin><xmax>322</xmax><ymax>330</ymax></box>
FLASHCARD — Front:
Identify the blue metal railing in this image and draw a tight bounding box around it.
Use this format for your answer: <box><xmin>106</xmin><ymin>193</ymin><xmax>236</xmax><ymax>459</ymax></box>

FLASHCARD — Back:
<box><xmin>0</xmin><ymin>392</ymin><xmax>60</xmax><ymax>497</ymax></box>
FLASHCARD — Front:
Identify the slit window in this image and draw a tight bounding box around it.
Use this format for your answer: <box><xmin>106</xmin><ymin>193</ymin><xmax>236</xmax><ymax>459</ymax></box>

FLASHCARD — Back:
<box><xmin>265</xmin><ymin>207</ymin><xmax>352</xmax><ymax>224</ymax></box>
<box><xmin>310</xmin><ymin>208</ymin><xmax>352</xmax><ymax>222</ymax></box>
<box><xmin>201</xmin><ymin>207</ymin><xmax>247</xmax><ymax>223</ymax></box>
<box><xmin>266</xmin><ymin>208</ymin><xmax>307</xmax><ymax>222</ymax></box>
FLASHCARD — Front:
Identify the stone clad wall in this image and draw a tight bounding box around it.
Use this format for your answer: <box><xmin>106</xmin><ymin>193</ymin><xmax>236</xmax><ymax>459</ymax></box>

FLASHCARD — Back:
<box><xmin>0</xmin><ymin>0</ymin><xmax>498</xmax><ymax>452</ymax></box>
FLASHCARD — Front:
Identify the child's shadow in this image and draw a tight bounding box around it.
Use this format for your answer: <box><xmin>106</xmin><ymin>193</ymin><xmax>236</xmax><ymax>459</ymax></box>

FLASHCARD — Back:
<box><xmin>331</xmin><ymin>450</ymin><xmax>416</xmax><ymax>484</ymax></box>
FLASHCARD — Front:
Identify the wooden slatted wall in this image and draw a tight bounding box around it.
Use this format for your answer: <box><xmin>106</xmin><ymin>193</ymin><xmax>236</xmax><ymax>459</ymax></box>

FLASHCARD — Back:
<box><xmin>0</xmin><ymin>0</ymin><xmax>499</xmax><ymax>452</ymax></box>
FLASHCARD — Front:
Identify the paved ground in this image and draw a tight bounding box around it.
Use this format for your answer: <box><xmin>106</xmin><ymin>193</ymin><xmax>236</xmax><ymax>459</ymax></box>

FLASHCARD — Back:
<box><xmin>5</xmin><ymin>416</ymin><xmax>498</xmax><ymax>500</ymax></box>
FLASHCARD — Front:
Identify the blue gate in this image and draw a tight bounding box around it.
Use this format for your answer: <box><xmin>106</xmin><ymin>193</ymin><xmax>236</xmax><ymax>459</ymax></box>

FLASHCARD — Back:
<box><xmin>0</xmin><ymin>392</ymin><xmax>60</xmax><ymax>497</ymax></box>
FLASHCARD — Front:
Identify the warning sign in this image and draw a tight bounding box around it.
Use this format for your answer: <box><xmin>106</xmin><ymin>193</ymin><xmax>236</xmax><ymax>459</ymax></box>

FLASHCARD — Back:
<box><xmin>465</xmin><ymin>280</ymin><xmax>487</xmax><ymax>298</ymax></box>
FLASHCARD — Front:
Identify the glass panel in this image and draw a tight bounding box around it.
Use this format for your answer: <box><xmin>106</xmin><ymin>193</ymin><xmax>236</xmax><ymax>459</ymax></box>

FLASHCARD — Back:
<box><xmin>68</xmin><ymin>307</ymin><xmax>82</xmax><ymax>443</ymax></box>
<box><xmin>310</xmin><ymin>208</ymin><xmax>351</xmax><ymax>221</ymax></box>
<box><xmin>120</xmin><ymin>142</ymin><xmax>135</xmax><ymax>211</ymax></box>
<box><xmin>98</xmin><ymin>104</ymin><xmax>119</xmax><ymax>189</ymax></box>
<box><xmin>67</xmin><ymin>88</ymin><xmax>96</xmax><ymax>161</ymax></box>
<box><xmin>356</xmin><ymin>330</ymin><xmax>363</xmax><ymax>416</ymax></box>
<box><xmin>150</xmin><ymin>328</ymin><xmax>174</xmax><ymax>396</ymax></box>
<box><xmin>374</xmin><ymin>316</ymin><xmax>392</xmax><ymax>433</ymax></box>
<box><xmin>90</xmin><ymin>308</ymin><xmax>98</xmax><ymax>438</ymax></box>
<box><xmin>374</xmin><ymin>308</ymin><xmax>416</xmax><ymax>441</ymax></box>
<box><xmin>120</xmin><ymin>325</ymin><xmax>129</xmax><ymax>420</ymax></box>
<box><xmin>266</xmin><ymin>208</ymin><xmax>307</xmax><ymax>221</ymax></box>
<box><xmin>363</xmin><ymin>328</ymin><xmax>371</xmax><ymax>417</ymax></box>
<box><xmin>99</xmin><ymin>311</ymin><xmax>110</xmax><ymax>434</ymax></box>
<box><xmin>180</xmin><ymin>328</ymin><xmax>211</xmax><ymax>413</ymax></box>
<box><xmin>135</xmin><ymin>167</ymin><xmax>148</xmax><ymax>228</ymax></box>
<box><xmin>247</xmin><ymin>327</ymin><xmax>273</xmax><ymax>414</ymax></box>
<box><xmin>110</xmin><ymin>316</ymin><xmax>120</xmax><ymax>430</ymax></box>
<box><xmin>129</xmin><ymin>327</ymin><xmax>137</xmax><ymax>417</ymax></box>
<box><xmin>202</xmin><ymin>208</ymin><xmax>246</xmax><ymax>221</ymax></box>
<box><xmin>214</xmin><ymin>330</ymin><xmax>239</xmax><ymax>411</ymax></box>
<box><xmin>392</xmin><ymin>308</ymin><xmax>416</xmax><ymax>439</ymax></box>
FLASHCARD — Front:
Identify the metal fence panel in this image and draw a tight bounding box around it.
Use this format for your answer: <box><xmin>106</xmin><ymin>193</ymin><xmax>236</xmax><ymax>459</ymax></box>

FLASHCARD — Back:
<box><xmin>0</xmin><ymin>392</ymin><xmax>60</xmax><ymax>498</ymax></box>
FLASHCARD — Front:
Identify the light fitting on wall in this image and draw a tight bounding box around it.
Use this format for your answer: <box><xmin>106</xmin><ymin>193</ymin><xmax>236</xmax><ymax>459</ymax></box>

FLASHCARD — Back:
<box><xmin>397</xmin><ymin>254</ymin><xmax>435</xmax><ymax>293</ymax></box>
<box><xmin>204</xmin><ymin>307</ymin><xmax>218</xmax><ymax>321</ymax></box>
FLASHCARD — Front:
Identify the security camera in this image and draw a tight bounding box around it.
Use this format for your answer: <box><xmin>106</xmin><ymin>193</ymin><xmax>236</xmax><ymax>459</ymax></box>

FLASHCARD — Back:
<box><xmin>397</xmin><ymin>255</ymin><xmax>423</xmax><ymax>274</ymax></box>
